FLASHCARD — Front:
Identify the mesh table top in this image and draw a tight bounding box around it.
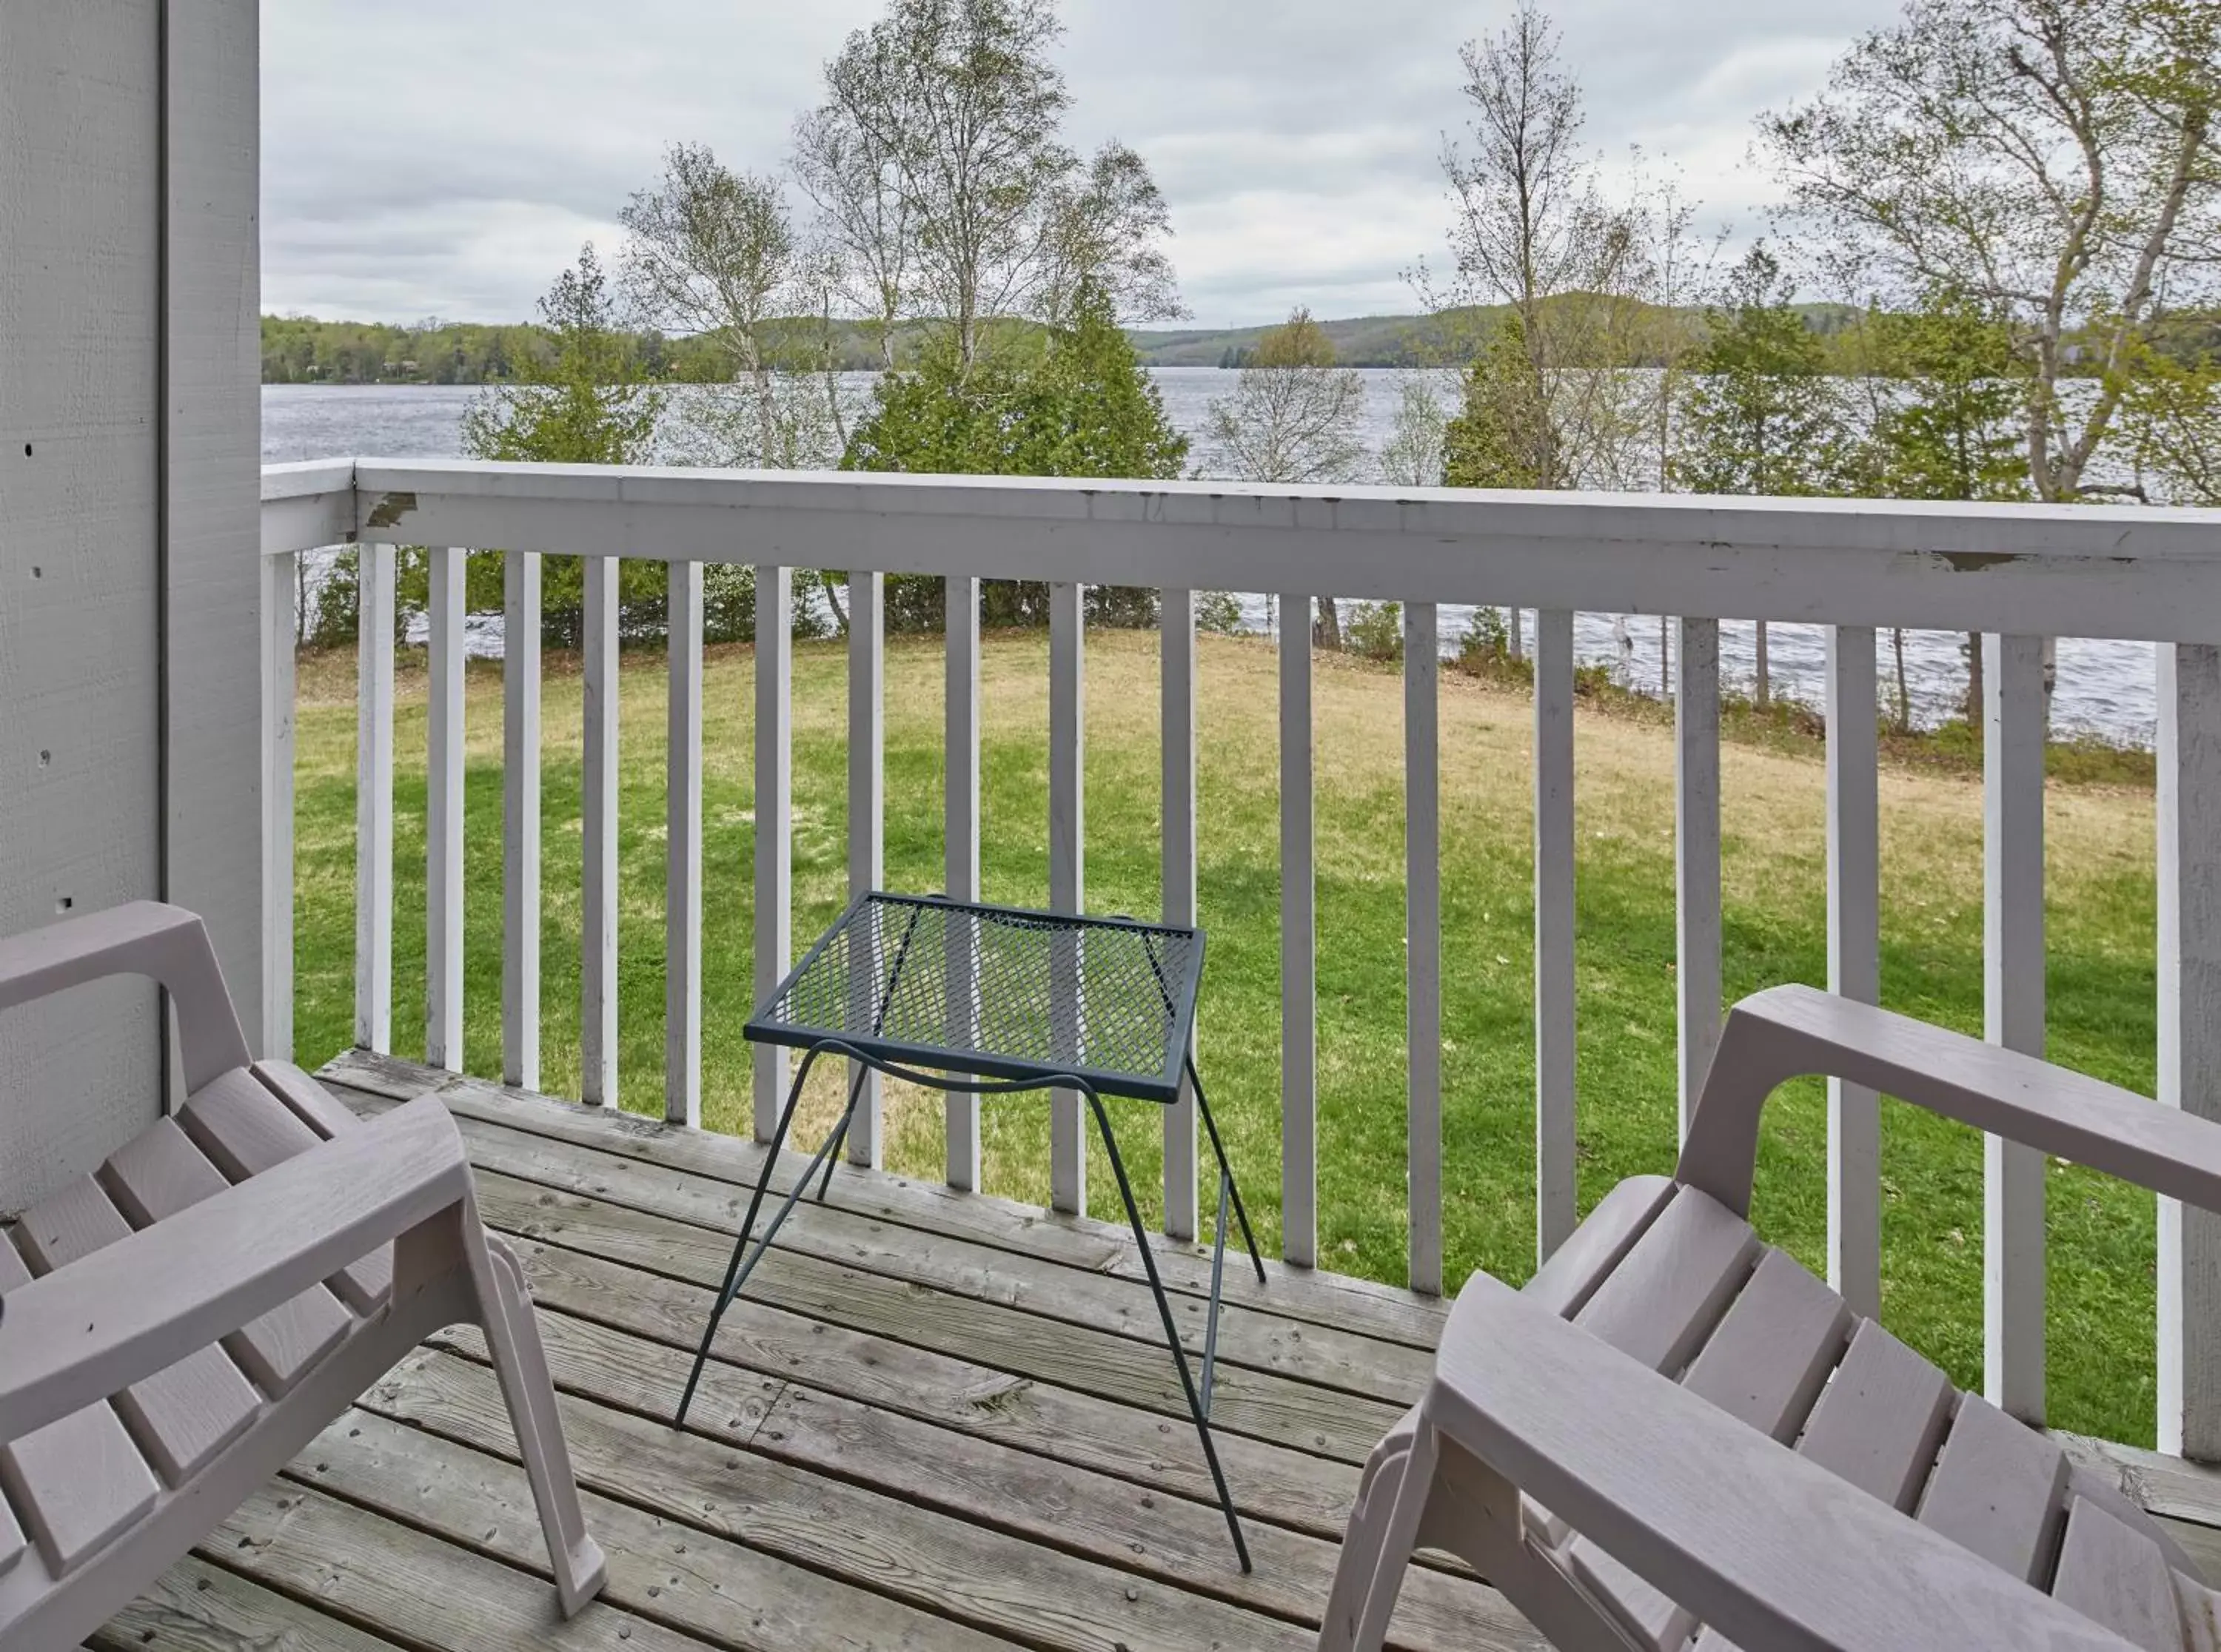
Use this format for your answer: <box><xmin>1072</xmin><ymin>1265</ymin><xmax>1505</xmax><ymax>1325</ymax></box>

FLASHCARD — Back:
<box><xmin>747</xmin><ymin>893</ymin><xmax>1205</xmax><ymax>1104</ymax></box>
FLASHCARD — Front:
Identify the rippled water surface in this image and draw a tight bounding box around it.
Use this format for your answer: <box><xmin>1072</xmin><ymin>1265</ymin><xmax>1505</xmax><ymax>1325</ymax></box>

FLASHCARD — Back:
<box><xmin>264</xmin><ymin>375</ymin><xmax>2161</xmax><ymax>745</ymax></box>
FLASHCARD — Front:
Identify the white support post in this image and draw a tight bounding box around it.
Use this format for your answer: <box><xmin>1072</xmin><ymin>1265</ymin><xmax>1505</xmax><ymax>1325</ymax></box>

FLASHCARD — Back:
<box><xmin>1534</xmin><ymin>608</ymin><xmax>1577</xmax><ymax>1261</ymax></box>
<box><xmin>753</xmin><ymin>567</ymin><xmax>792</xmax><ymax>1144</ymax></box>
<box><xmin>425</xmin><ymin>547</ymin><xmax>465</xmax><ymax>1072</ymax></box>
<box><xmin>1986</xmin><ymin>634</ymin><xmax>2048</xmax><ymax>1423</ymax></box>
<box><xmin>1049</xmin><ymin>580</ymin><xmax>1088</xmax><ymax>1215</ymax></box>
<box><xmin>580</xmin><ymin>557</ymin><xmax>619</xmax><ymax>1107</ymax></box>
<box><xmin>1281</xmin><ymin>592</ymin><xmax>1317</xmax><ymax>1267</ymax></box>
<box><xmin>1828</xmin><ymin>625</ymin><xmax>1882</xmax><ymax>1320</ymax></box>
<box><xmin>2160</xmin><ymin>642</ymin><xmax>2221</xmax><ymax>1459</ymax></box>
<box><xmin>1162</xmin><ymin>588</ymin><xmax>1200</xmax><ymax>1242</ymax></box>
<box><xmin>666</xmin><ymin>562</ymin><xmax>703</xmax><ymax>1128</ymax></box>
<box><xmin>848</xmin><ymin>571</ymin><xmax>885</xmax><ymax>1167</ymax></box>
<box><xmin>1405</xmin><ymin>600</ymin><xmax>1443</xmax><ymax>1295</ymax></box>
<box><xmin>1675</xmin><ymin>617</ymin><xmax>1721</xmax><ymax>1144</ymax></box>
<box><xmin>260</xmin><ymin>551</ymin><xmax>296</xmax><ymax>1064</ymax></box>
<box><xmin>502</xmin><ymin>551</ymin><xmax>541</xmax><ymax>1091</ymax></box>
<box><xmin>946</xmin><ymin>574</ymin><xmax>982</xmax><ymax>1190</ymax></box>
<box><xmin>354</xmin><ymin>542</ymin><xmax>395</xmax><ymax>1055</ymax></box>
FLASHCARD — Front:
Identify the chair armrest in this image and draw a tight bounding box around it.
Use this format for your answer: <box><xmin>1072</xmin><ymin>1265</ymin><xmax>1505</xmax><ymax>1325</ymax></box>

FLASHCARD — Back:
<box><xmin>0</xmin><ymin>901</ymin><xmax>249</xmax><ymax>1091</ymax></box>
<box><xmin>1677</xmin><ymin>984</ymin><xmax>2221</xmax><ymax>1220</ymax></box>
<box><xmin>1433</xmin><ymin>1273</ymin><xmax>2133</xmax><ymax>1652</ymax></box>
<box><xmin>0</xmin><ymin>1095</ymin><xmax>469</xmax><ymax>1442</ymax></box>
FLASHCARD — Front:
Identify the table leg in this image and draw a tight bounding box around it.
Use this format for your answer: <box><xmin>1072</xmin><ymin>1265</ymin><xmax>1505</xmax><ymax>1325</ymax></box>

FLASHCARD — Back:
<box><xmin>1085</xmin><ymin>1090</ymin><xmax>1253</xmax><ymax>1573</ymax></box>
<box><xmin>1202</xmin><ymin>1165</ymin><xmax>1235</xmax><ymax>1417</ymax></box>
<box><xmin>1190</xmin><ymin>1055</ymin><xmax>1267</xmax><ymax>1284</ymax></box>
<box><xmin>675</xmin><ymin>1048</ymin><xmax>865</xmax><ymax>1427</ymax></box>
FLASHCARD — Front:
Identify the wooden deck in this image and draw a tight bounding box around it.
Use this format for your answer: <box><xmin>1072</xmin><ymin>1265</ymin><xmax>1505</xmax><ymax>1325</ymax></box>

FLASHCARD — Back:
<box><xmin>85</xmin><ymin>1053</ymin><xmax>2221</xmax><ymax>1652</ymax></box>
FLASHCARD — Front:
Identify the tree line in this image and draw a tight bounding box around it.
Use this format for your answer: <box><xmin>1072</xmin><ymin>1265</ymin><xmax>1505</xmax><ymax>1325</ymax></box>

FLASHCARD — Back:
<box><xmin>301</xmin><ymin>0</ymin><xmax>2218</xmax><ymax>739</ymax></box>
<box><xmin>1193</xmin><ymin>0</ymin><xmax>2217</xmax><ymax>718</ymax></box>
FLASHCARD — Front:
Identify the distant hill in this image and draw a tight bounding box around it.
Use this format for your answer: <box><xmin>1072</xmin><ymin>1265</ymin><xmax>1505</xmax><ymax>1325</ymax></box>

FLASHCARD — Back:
<box><xmin>276</xmin><ymin>296</ymin><xmax>2194</xmax><ymax>386</ymax></box>
<box><xmin>1130</xmin><ymin>311</ymin><xmax>1470</xmax><ymax>368</ymax></box>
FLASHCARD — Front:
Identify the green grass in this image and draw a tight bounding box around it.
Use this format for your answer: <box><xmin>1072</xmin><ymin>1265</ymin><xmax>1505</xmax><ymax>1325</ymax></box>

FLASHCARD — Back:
<box><xmin>289</xmin><ymin>630</ymin><xmax>2163</xmax><ymax>1446</ymax></box>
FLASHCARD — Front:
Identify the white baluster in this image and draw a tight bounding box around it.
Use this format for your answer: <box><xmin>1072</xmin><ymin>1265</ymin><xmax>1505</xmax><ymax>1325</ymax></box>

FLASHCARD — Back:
<box><xmin>1281</xmin><ymin>592</ymin><xmax>1316</xmax><ymax>1267</ymax></box>
<box><xmin>1828</xmin><ymin>625</ymin><xmax>1881</xmax><ymax>1318</ymax></box>
<box><xmin>1050</xmin><ymin>580</ymin><xmax>1088</xmax><ymax>1214</ymax></box>
<box><xmin>354</xmin><ymin>542</ymin><xmax>395</xmax><ymax>1055</ymax></box>
<box><xmin>581</xmin><ymin>557</ymin><xmax>619</xmax><ymax>1107</ymax></box>
<box><xmin>1986</xmin><ymin>633</ymin><xmax>2047</xmax><ymax>1423</ymax></box>
<box><xmin>1162</xmin><ymin>588</ymin><xmax>1199</xmax><ymax>1241</ymax></box>
<box><xmin>754</xmin><ymin>566</ymin><xmax>792</xmax><ymax>1144</ymax></box>
<box><xmin>666</xmin><ymin>562</ymin><xmax>703</xmax><ymax>1127</ymax></box>
<box><xmin>1405</xmin><ymin>600</ymin><xmax>1442</xmax><ymax>1295</ymax></box>
<box><xmin>2160</xmin><ymin>642</ymin><xmax>2221</xmax><ymax>1457</ymax></box>
<box><xmin>426</xmin><ymin>546</ymin><xmax>465</xmax><ymax>1072</ymax></box>
<box><xmin>1676</xmin><ymin>617</ymin><xmax>1721</xmax><ymax>1143</ymax></box>
<box><xmin>502</xmin><ymin>551</ymin><xmax>541</xmax><ymax>1091</ymax></box>
<box><xmin>1534</xmin><ymin>608</ymin><xmax>1576</xmax><ymax>1260</ymax></box>
<box><xmin>947</xmin><ymin>574</ymin><xmax>982</xmax><ymax>1190</ymax></box>
<box><xmin>261</xmin><ymin>550</ymin><xmax>297</xmax><ymax>1063</ymax></box>
<box><xmin>848</xmin><ymin>570</ymin><xmax>885</xmax><ymax>1167</ymax></box>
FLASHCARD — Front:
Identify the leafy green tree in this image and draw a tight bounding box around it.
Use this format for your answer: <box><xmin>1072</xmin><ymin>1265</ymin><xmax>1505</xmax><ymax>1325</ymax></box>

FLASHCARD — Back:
<box><xmin>2125</xmin><ymin>346</ymin><xmax>2221</xmax><ymax>506</ymax></box>
<box><xmin>843</xmin><ymin>279</ymin><xmax>1186</xmax><ymax>627</ymax></box>
<box><xmin>1674</xmin><ymin>244</ymin><xmax>1849</xmax><ymax>705</ymax></box>
<box><xmin>1860</xmin><ymin>289</ymin><xmax>2031</xmax><ymax>727</ymax></box>
<box><xmin>446</xmin><ymin>245</ymin><xmax>692</xmax><ymax>648</ymax></box>
<box><xmin>1762</xmin><ymin>0</ymin><xmax>2220</xmax><ymax>505</ymax></box>
<box><xmin>1444</xmin><ymin>314</ymin><xmax>1552</xmax><ymax>488</ymax></box>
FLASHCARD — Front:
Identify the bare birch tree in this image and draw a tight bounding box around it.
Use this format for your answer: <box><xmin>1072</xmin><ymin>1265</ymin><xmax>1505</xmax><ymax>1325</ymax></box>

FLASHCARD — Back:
<box><xmin>803</xmin><ymin>0</ymin><xmax>1181</xmax><ymax>369</ymax></box>
<box><xmin>1206</xmin><ymin>309</ymin><xmax>1367</xmax><ymax>648</ymax></box>
<box><xmin>1762</xmin><ymin>0</ymin><xmax>2220</xmax><ymax>505</ymax></box>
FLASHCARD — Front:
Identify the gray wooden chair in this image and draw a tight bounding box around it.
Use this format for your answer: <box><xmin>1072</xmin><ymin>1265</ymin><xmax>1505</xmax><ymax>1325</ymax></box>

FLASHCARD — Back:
<box><xmin>1324</xmin><ymin>985</ymin><xmax>2221</xmax><ymax>1652</ymax></box>
<box><xmin>0</xmin><ymin>902</ymin><xmax>606</xmax><ymax>1651</ymax></box>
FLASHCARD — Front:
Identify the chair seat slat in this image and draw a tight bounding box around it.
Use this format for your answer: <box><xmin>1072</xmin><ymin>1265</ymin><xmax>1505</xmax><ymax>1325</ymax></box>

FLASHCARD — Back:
<box><xmin>1793</xmin><ymin>1319</ymin><xmax>1954</xmax><ymax>1511</ymax></box>
<box><xmin>1574</xmin><ymin>1186</ymin><xmax>1758</xmax><ymax>1375</ymax></box>
<box><xmin>2051</xmin><ymin>1497</ymin><xmax>2183</xmax><ymax>1652</ymax></box>
<box><xmin>1917</xmin><ymin>1394</ymin><xmax>2068</xmax><ymax>1585</ymax></box>
<box><xmin>101</xmin><ymin>1118</ymin><xmax>353</xmax><ymax>1396</ymax></box>
<box><xmin>13</xmin><ymin>1180</ymin><xmax>259</xmax><ymax>1485</ymax></box>
<box><xmin>183</xmin><ymin>1070</ymin><xmax>393</xmax><ymax>1313</ymax></box>
<box><xmin>0</xmin><ymin>1234</ymin><xmax>160</xmax><ymax>1576</ymax></box>
<box><xmin>1681</xmin><ymin>1248</ymin><xmax>1854</xmax><ymax>1443</ymax></box>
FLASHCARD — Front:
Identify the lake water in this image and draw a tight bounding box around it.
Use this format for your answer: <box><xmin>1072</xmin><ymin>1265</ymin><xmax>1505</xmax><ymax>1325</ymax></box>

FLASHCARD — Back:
<box><xmin>264</xmin><ymin>373</ymin><xmax>2162</xmax><ymax>745</ymax></box>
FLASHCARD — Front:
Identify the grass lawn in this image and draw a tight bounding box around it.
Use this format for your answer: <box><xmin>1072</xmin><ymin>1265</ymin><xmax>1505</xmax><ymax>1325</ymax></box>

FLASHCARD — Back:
<box><xmin>289</xmin><ymin>628</ymin><xmax>2163</xmax><ymax>1446</ymax></box>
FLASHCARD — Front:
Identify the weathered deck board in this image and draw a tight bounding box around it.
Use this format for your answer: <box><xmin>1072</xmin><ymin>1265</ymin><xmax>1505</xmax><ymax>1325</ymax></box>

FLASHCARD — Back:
<box><xmin>324</xmin><ymin>1049</ymin><xmax>1448</xmax><ymax>1349</ymax></box>
<box><xmin>387</xmin><ymin>1095</ymin><xmax>1433</xmax><ymax>1405</ymax></box>
<box><xmin>96</xmin><ymin>1055</ymin><xmax>2221</xmax><ymax>1652</ymax></box>
<box><xmin>458</xmin><ymin>1153</ymin><xmax>1401</xmax><ymax>1461</ymax></box>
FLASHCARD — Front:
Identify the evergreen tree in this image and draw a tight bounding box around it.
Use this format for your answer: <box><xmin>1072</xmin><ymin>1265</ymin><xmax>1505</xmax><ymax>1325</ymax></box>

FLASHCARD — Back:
<box><xmin>1673</xmin><ymin>245</ymin><xmax>1849</xmax><ymax>705</ymax></box>
<box><xmin>1672</xmin><ymin>246</ymin><xmax>1842</xmax><ymax>497</ymax></box>
<box><xmin>1443</xmin><ymin>314</ymin><xmax>1552</xmax><ymax>488</ymax></box>
<box><xmin>453</xmin><ymin>245</ymin><xmax>677</xmax><ymax>648</ymax></box>
<box><xmin>843</xmin><ymin>279</ymin><xmax>1187</xmax><ymax>628</ymax></box>
<box><xmin>1869</xmin><ymin>288</ymin><xmax>2029</xmax><ymax>727</ymax></box>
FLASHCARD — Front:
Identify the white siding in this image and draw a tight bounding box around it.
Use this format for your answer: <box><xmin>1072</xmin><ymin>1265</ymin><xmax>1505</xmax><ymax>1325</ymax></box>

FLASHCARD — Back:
<box><xmin>0</xmin><ymin>2</ymin><xmax>167</xmax><ymax>1211</ymax></box>
<box><xmin>0</xmin><ymin>0</ymin><xmax>262</xmax><ymax>1211</ymax></box>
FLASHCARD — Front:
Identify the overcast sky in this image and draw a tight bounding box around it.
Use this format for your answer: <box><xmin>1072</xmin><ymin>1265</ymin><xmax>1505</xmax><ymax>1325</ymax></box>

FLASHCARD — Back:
<box><xmin>262</xmin><ymin>0</ymin><xmax>1903</xmax><ymax>329</ymax></box>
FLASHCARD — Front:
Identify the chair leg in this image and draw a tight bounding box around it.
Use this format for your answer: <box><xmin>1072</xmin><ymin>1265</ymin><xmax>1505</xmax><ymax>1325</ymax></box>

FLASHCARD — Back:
<box><xmin>1349</xmin><ymin>1407</ymin><xmax>1440</xmax><ymax>1652</ymax></box>
<box><xmin>472</xmin><ymin>1230</ymin><xmax>608</xmax><ymax>1617</ymax></box>
<box><xmin>1319</xmin><ymin>1426</ymin><xmax>1416</xmax><ymax>1652</ymax></box>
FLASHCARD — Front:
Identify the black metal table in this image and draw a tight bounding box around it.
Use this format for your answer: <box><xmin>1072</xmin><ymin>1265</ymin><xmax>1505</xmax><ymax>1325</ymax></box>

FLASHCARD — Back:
<box><xmin>673</xmin><ymin>891</ymin><xmax>1263</xmax><ymax>1571</ymax></box>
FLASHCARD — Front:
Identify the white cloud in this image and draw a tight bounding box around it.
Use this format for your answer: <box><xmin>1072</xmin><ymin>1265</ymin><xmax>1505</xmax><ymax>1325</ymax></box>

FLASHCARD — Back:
<box><xmin>261</xmin><ymin>0</ymin><xmax>1901</xmax><ymax>326</ymax></box>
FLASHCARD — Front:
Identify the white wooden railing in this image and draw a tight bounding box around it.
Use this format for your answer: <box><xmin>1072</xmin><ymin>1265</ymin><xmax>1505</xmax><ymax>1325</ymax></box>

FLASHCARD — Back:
<box><xmin>260</xmin><ymin>457</ymin><xmax>2221</xmax><ymax>1454</ymax></box>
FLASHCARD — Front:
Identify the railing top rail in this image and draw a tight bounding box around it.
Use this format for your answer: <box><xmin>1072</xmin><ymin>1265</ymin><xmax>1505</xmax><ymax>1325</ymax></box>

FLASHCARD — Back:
<box><xmin>260</xmin><ymin>457</ymin><xmax>2221</xmax><ymax>642</ymax></box>
<box><xmin>261</xmin><ymin>458</ymin><xmax>355</xmax><ymax>502</ymax></box>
